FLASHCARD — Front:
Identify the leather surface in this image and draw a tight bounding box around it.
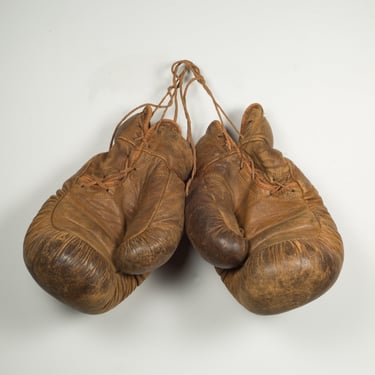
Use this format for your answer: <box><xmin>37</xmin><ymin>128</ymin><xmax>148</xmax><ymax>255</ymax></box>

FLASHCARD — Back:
<box><xmin>186</xmin><ymin>103</ymin><xmax>344</xmax><ymax>314</ymax></box>
<box><xmin>24</xmin><ymin>106</ymin><xmax>193</xmax><ymax>314</ymax></box>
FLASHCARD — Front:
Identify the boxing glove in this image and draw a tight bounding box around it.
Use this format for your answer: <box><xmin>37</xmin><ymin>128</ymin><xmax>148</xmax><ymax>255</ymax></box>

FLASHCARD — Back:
<box><xmin>24</xmin><ymin>106</ymin><xmax>193</xmax><ymax>314</ymax></box>
<box><xmin>186</xmin><ymin>103</ymin><xmax>343</xmax><ymax>314</ymax></box>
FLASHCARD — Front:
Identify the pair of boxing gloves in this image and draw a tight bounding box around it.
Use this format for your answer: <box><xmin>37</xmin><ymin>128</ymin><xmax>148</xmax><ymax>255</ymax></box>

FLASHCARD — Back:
<box><xmin>23</xmin><ymin>103</ymin><xmax>344</xmax><ymax>315</ymax></box>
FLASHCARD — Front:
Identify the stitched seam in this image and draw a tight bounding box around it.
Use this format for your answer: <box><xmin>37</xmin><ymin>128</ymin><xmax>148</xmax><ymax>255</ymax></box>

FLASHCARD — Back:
<box><xmin>125</xmin><ymin>169</ymin><xmax>172</xmax><ymax>241</ymax></box>
<box><xmin>289</xmin><ymin>162</ymin><xmax>323</xmax><ymax>233</ymax></box>
<box><xmin>51</xmin><ymin>172</ymin><xmax>92</xmax><ymax>232</ymax></box>
<box><xmin>116</xmin><ymin>137</ymin><xmax>137</xmax><ymax>147</ymax></box>
<box><xmin>141</xmin><ymin>148</ymin><xmax>173</xmax><ymax>173</ymax></box>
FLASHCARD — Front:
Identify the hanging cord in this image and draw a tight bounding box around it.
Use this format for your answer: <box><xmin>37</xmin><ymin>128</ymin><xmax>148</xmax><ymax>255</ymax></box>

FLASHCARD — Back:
<box><xmin>109</xmin><ymin>60</ymin><xmax>240</xmax><ymax>150</ymax></box>
<box><xmin>107</xmin><ymin>61</ymin><xmax>250</xmax><ymax>194</ymax></box>
<box><xmin>169</xmin><ymin>62</ymin><xmax>198</xmax><ymax>192</ymax></box>
<box><xmin>169</xmin><ymin>60</ymin><xmax>253</xmax><ymax>191</ymax></box>
<box><xmin>171</xmin><ymin>60</ymin><xmax>241</xmax><ymax>138</ymax></box>
<box><xmin>108</xmin><ymin>64</ymin><xmax>186</xmax><ymax>149</ymax></box>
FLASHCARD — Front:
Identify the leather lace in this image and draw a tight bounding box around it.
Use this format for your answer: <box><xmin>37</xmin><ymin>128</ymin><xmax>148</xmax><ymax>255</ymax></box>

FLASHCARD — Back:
<box><xmin>168</xmin><ymin>60</ymin><xmax>246</xmax><ymax>192</ymax></box>
<box><xmin>79</xmin><ymin>160</ymin><xmax>135</xmax><ymax>194</ymax></box>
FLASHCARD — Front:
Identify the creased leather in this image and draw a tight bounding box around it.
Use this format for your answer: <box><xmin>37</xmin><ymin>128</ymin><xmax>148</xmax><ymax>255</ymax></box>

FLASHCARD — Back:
<box><xmin>24</xmin><ymin>106</ymin><xmax>193</xmax><ymax>314</ymax></box>
<box><xmin>186</xmin><ymin>103</ymin><xmax>343</xmax><ymax>315</ymax></box>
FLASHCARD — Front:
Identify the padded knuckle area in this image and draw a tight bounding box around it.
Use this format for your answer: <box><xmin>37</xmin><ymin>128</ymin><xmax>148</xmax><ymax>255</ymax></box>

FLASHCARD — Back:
<box><xmin>225</xmin><ymin>239</ymin><xmax>343</xmax><ymax>314</ymax></box>
<box><xmin>24</xmin><ymin>227</ymin><xmax>131</xmax><ymax>314</ymax></box>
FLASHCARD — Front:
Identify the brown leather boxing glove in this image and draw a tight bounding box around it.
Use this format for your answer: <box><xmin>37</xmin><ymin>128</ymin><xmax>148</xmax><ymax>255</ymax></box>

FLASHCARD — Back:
<box><xmin>24</xmin><ymin>106</ymin><xmax>193</xmax><ymax>314</ymax></box>
<box><xmin>186</xmin><ymin>103</ymin><xmax>343</xmax><ymax>315</ymax></box>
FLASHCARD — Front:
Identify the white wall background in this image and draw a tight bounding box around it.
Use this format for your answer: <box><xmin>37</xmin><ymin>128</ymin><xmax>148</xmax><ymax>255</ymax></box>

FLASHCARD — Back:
<box><xmin>1</xmin><ymin>1</ymin><xmax>374</xmax><ymax>374</ymax></box>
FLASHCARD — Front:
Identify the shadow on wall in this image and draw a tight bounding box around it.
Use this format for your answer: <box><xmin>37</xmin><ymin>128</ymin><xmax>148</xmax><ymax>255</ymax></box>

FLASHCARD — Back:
<box><xmin>156</xmin><ymin>234</ymin><xmax>193</xmax><ymax>283</ymax></box>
